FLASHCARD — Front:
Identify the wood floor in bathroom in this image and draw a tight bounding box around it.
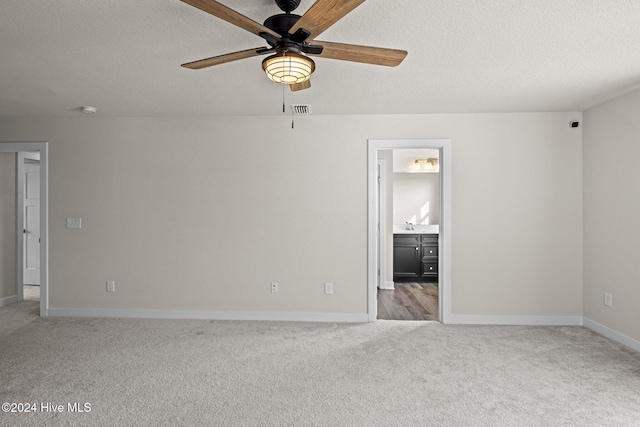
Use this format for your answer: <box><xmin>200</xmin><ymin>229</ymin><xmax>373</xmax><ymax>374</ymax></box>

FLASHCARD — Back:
<box><xmin>377</xmin><ymin>282</ymin><xmax>438</xmax><ymax>321</ymax></box>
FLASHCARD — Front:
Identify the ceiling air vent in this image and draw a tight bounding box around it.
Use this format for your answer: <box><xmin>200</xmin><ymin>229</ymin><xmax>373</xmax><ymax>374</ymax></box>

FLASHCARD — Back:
<box><xmin>291</xmin><ymin>104</ymin><xmax>311</xmax><ymax>115</ymax></box>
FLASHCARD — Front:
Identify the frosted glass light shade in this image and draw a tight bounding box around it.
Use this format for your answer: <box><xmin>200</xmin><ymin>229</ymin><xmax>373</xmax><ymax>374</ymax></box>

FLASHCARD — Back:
<box><xmin>262</xmin><ymin>52</ymin><xmax>315</xmax><ymax>84</ymax></box>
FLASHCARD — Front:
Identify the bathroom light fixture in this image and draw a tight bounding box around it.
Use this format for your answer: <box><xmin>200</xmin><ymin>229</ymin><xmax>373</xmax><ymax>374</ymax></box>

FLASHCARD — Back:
<box><xmin>424</xmin><ymin>158</ymin><xmax>438</xmax><ymax>171</ymax></box>
<box><xmin>411</xmin><ymin>158</ymin><xmax>439</xmax><ymax>172</ymax></box>
<box><xmin>262</xmin><ymin>51</ymin><xmax>315</xmax><ymax>84</ymax></box>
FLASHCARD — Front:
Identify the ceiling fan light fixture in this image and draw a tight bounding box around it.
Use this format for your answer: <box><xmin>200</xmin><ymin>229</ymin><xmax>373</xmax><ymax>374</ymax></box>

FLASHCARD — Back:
<box><xmin>262</xmin><ymin>52</ymin><xmax>315</xmax><ymax>84</ymax></box>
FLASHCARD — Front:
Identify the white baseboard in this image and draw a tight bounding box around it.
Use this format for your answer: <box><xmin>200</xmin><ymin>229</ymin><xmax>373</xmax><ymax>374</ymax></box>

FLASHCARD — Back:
<box><xmin>48</xmin><ymin>308</ymin><xmax>369</xmax><ymax>323</ymax></box>
<box><xmin>447</xmin><ymin>314</ymin><xmax>584</xmax><ymax>326</ymax></box>
<box><xmin>0</xmin><ymin>295</ymin><xmax>18</xmax><ymax>308</ymax></box>
<box><xmin>583</xmin><ymin>317</ymin><xmax>640</xmax><ymax>352</ymax></box>
<box><xmin>34</xmin><ymin>308</ymin><xmax>640</xmax><ymax>351</ymax></box>
<box><xmin>379</xmin><ymin>281</ymin><xmax>395</xmax><ymax>290</ymax></box>
<box><xmin>46</xmin><ymin>308</ymin><xmax>586</xmax><ymax>327</ymax></box>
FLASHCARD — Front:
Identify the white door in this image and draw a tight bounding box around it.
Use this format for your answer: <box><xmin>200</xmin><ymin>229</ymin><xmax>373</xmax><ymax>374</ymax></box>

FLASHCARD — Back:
<box><xmin>23</xmin><ymin>163</ymin><xmax>40</xmax><ymax>285</ymax></box>
<box><xmin>376</xmin><ymin>163</ymin><xmax>381</xmax><ymax>289</ymax></box>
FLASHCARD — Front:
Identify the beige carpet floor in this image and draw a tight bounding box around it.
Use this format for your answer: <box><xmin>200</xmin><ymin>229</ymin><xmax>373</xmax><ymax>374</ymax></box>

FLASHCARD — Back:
<box><xmin>1</xmin><ymin>305</ymin><xmax>639</xmax><ymax>426</ymax></box>
<box><xmin>0</xmin><ymin>300</ymin><xmax>39</xmax><ymax>340</ymax></box>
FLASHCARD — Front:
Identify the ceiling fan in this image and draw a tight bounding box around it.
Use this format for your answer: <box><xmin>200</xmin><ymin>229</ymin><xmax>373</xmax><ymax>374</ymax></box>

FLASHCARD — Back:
<box><xmin>180</xmin><ymin>0</ymin><xmax>408</xmax><ymax>91</ymax></box>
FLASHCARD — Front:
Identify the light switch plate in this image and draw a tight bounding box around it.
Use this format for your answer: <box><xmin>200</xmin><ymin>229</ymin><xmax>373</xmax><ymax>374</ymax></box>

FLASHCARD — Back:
<box><xmin>66</xmin><ymin>218</ymin><xmax>81</xmax><ymax>229</ymax></box>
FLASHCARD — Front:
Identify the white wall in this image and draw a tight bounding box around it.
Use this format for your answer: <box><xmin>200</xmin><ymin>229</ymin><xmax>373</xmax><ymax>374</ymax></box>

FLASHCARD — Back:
<box><xmin>584</xmin><ymin>88</ymin><xmax>640</xmax><ymax>342</ymax></box>
<box><xmin>0</xmin><ymin>152</ymin><xmax>16</xmax><ymax>301</ymax></box>
<box><xmin>0</xmin><ymin>112</ymin><xmax>583</xmax><ymax>319</ymax></box>
<box><xmin>393</xmin><ymin>173</ymin><xmax>440</xmax><ymax>225</ymax></box>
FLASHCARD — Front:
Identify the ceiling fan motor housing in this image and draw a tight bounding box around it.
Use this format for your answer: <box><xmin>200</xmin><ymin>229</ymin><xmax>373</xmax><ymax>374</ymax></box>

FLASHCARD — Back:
<box><xmin>264</xmin><ymin>13</ymin><xmax>302</xmax><ymax>36</ymax></box>
<box><xmin>275</xmin><ymin>0</ymin><xmax>302</xmax><ymax>13</ymax></box>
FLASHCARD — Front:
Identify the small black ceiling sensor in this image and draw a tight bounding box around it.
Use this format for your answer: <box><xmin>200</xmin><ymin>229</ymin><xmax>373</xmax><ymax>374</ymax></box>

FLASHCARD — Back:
<box><xmin>570</xmin><ymin>121</ymin><xmax>579</xmax><ymax>128</ymax></box>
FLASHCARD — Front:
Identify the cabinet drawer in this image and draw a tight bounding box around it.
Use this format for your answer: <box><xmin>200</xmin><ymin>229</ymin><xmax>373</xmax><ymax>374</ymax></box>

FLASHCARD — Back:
<box><xmin>422</xmin><ymin>246</ymin><xmax>438</xmax><ymax>257</ymax></box>
<box><xmin>422</xmin><ymin>262</ymin><xmax>438</xmax><ymax>274</ymax></box>
<box><xmin>394</xmin><ymin>234</ymin><xmax>419</xmax><ymax>245</ymax></box>
<box><xmin>421</xmin><ymin>234</ymin><xmax>438</xmax><ymax>244</ymax></box>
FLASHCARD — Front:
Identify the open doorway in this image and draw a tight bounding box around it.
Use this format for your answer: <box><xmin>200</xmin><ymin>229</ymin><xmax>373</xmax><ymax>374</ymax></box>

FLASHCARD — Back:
<box><xmin>0</xmin><ymin>142</ymin><xmax>49</xmax><ymax>318</ymax></box>
<box><xmin>368</xmin><ymin>139</ymin><xmax>451</xmax><ymax>323</ymax></box>
<box><xmin>378</xmin><ymin>149</ymin><xmax>440</xmax><ymax>320</ymax></box>
<box><xmin>21</xmin><ymin>152</ymin><xmax>41</xmax><ymax>302</ymax></box>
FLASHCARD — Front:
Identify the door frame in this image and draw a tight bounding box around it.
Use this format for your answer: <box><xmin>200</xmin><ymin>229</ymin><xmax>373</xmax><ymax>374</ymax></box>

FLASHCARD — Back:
<box><xmin>0</xmin><ymin>142</ymin><xmax>49</xmax><ymax>317</ymax></box>
<box><xmin>368</xmin><ymin>139</ymin><xmax>451</xmax><ymax>323</ymax></box>
<box><xmin>376</xmin><ymin>158</ymin><xmax>388</xmax><ymax>290</ymax></box>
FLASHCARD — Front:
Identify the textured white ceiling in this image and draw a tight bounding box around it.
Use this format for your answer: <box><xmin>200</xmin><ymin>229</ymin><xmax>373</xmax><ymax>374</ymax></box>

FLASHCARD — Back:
<box><xmin>1</xmin><ymin>0</ymin><xmax>640</xmax><ymax>118</ymax></box>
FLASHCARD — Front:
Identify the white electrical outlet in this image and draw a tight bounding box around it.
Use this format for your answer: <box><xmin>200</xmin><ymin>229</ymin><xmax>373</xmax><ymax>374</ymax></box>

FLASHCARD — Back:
<box><xmin>106</xmin><ymin>281</ymin><xmax>115</xmax><ymax>292</ymax></box>
<box><xmin>604</xmin><ymin>292</ymin><xmax>613</xmax><ymax>307</ymax></box>
<box><xmin>324</xmin><ymin>282</ymin><xmax>333</xmax><ymax>295</ymax></box>
<box><xmin>271</xmin><ymin>282</ymin><xmax>278</xmax><ymax>293</ymax></box>
<box><xmin>66</xmin><ymin>218</ymin><xmax>82</xmax><ymax>229</ymax></box>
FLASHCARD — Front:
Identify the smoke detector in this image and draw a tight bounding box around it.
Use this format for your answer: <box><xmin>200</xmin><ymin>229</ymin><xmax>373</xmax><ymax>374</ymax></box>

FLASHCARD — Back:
<box><xmin>81</xmin><ymin>106</ymin><xmax>97</xmax><ymax>114</ymax></box>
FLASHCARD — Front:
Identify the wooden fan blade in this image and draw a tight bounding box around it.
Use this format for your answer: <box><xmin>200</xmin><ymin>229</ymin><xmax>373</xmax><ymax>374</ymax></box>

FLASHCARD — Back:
<box><xmin>181</xmin><ymin>0</ymin><xmax>280</xmax><ymax>38</ymax></box>
<box><xmin>288</xmin><ymin>0</ymin><xmax>366</xmax><ymax>39</ymax></box>
<box><xmin>181</xmin><ymin>47</ymin><xmax>263</xmax><ymax>69</ymax></box>
<box><xmin>290</xmin><ymin>80</ymin><xmax>311</xmax><ymax>91</ymax></box>
<box><xmin>311</xmin><ymin>40</ymin><xmax>407</xmax><ymax>67</ymax></box>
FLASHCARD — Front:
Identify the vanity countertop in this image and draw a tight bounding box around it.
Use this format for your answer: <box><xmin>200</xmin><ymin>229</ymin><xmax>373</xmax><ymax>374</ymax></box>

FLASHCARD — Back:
<box><xmin>393</xmin><ymin>224</ymin><xmax>439</xmax><ymax>235</ymax></box>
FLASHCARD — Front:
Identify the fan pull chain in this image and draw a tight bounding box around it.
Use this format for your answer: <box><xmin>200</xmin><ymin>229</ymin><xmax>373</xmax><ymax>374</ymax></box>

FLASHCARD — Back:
<box><xmin>291</xmin><ymin>88</ymin><xmax>295</xmax><ymax>129</ymax></box>
<box><xmin>282</xmin><ymin>84</ymin><xmax>285</xmax><ymax>113</ymax></box>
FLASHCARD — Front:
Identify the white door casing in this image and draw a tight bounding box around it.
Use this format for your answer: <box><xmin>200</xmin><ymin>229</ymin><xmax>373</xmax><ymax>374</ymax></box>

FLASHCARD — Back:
<box><xmin>368</xmin><ymin>139</ymin><xmax>451</xmax><ymax>323</ymax></box>
<box><xmin>1</xmin><ymin>142</ymin><xmax>48</xmax><ymax>317</ymax></box>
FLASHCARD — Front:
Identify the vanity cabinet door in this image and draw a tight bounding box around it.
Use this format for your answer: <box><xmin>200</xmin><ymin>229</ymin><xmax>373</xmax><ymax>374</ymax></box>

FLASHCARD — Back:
<box><xmin>393</xmin><ymin>235</ymin><xmax>421</xmax><ymax>279</ymax></box>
